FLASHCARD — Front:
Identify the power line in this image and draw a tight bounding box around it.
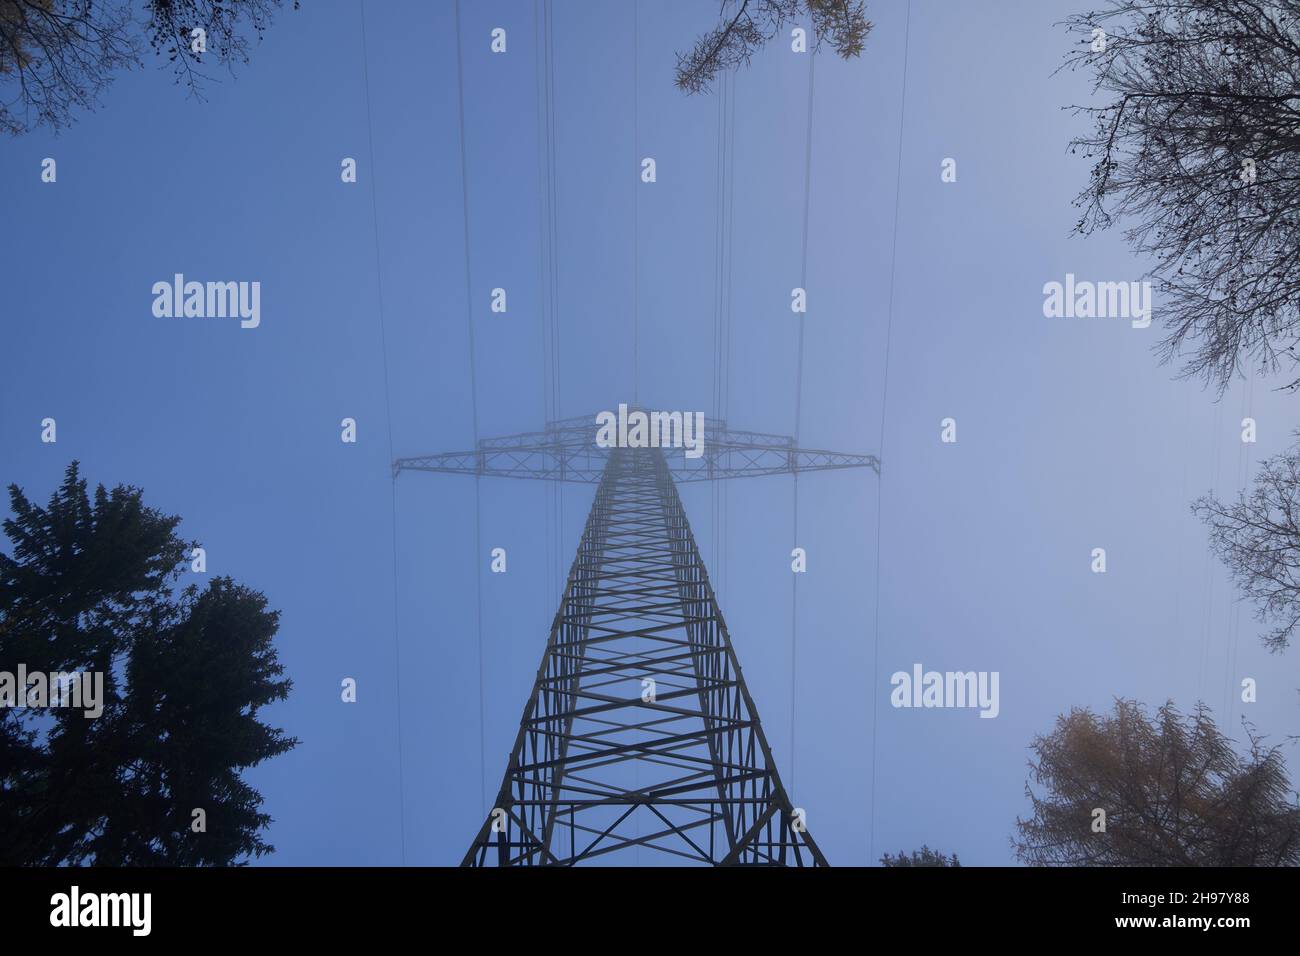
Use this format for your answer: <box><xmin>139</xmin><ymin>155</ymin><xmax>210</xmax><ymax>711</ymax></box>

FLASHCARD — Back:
<box><xmin>1198</xmin><ymin>397</ymin><xmax>1225</xmax><ymax>701</ymax></box>
<box><xmin>534</xmin><ymin>0</ymin><xmax>555</xmax><ymax>606</ymax></box>
<box><xmin>543</xmin><ymin>0</ymin><xmax>564</xmax><ymax>604</ymax></box>
<box><xmin>358</xmin><ymin>0</ymin><xmax>407</xmax><ymax>865</ymax></box>
<box><xmin>712</xmin><ymin>72</ymin><xmax>726</xmax><ymax>605</ymax></box>
<box><xmin>632</xmin><ymin>0</ymin><xmax>641</xmax><ymax>864</ymax></box>
<box><xmin>1225</xmin><ymin>369</ymin><xmax>1255</xmax><ymax>728</ymax></box>
<box><xmin>723</xmin><ymin>73</ymin><xmax>737</xmax><ymax>604</ymax></box>
<box><xmin>869</xmin><ymin>0</ymin><xmax>911</xmax><ymax>866</ymax></box>
<box><xmin>790</xmin><ymin>45</ymin><xmax>816</xmax><ymax>800</ymax></box>
<box><xmin>792</xmin><ymin>51</ymin><xmax>815</xmax><ymax>445</ymax></box>
<box><xmin>452</xmin><ymin>0</ymin><xmax>487</xmax><ymax>817</ymax></box>
<box><xmin>545</xmin><ymin>0</ymin><xmax>562</xmax><ymax>422</ymax></box>
<box><xmin>633</xmin><ymin>0</ymin><xmax>639</xmax><ymax>407</ymax></box>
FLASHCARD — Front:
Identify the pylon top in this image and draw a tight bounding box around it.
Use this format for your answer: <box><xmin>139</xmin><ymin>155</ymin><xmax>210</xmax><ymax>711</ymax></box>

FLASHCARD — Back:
<box><xmin>392</xmin><ymin>407</ymin><xmax>879</xmax><ymax>483</ymax></box>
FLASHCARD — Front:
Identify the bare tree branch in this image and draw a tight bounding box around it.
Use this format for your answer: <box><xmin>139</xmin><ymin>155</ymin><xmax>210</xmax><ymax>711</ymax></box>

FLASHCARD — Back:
<box><xmin>675</xmin><ymin>0</ymin><xmax>871</xmax><ymax>94</ymax></box>
<box><xmin>1194</xmin><ymin>436</ymin><xmax>1300</xmax><ymax>651</ymax></box>
<box><xmin>1063</xmin><ymin>1</ymin><xmax>1300</xmax><ymax>393</ymax></box>
<box><xmin>0</xmin><ymin>0</ymin><xmax>297</xmax><ymax>135</ymax></box>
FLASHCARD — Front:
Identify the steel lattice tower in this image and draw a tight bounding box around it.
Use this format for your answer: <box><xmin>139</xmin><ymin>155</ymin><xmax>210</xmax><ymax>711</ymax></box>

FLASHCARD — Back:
<box><xmin>395</xmin><ymin>411</ymin><xmax>878</xmax><ymax>866</ymax></box>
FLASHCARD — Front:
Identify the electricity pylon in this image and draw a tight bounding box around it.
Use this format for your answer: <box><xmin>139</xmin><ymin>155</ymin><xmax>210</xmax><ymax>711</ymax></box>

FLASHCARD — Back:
<box><xmin>395</xmin><ymin>410</ymin><xmax>878</xmax><ymax>866</ymax></box>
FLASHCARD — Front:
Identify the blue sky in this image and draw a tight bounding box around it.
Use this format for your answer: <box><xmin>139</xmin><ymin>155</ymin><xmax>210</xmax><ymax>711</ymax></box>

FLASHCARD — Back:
<box><xmin>3</xmin><ymin>0</ymin><xmax>1299</xmax><ymax>866</ymax></box>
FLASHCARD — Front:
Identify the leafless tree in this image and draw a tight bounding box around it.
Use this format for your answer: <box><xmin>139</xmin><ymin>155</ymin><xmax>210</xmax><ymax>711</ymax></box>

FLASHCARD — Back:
<box><xmin>0</xmin><ymin>1</ymin><xmax>134</xmax><ymax>134</ymax></box>
<box><xmin>0</xmin><ymin>0</ymin><xmax>296</xmax><ymax>136</ymax></box>
<box><xmin>675</xmin><ymin>0</ymin><xmax>871</xmax><ymax>94</ymax></box>
<box><xmin>1195</xmin><ymin>439</ymin><xmax>1300</xmax><ymax>651</ymax></box>
<box><xmin>1014</xmin><ymin>699</ymin><xmax>1300</xmax><ymax>866</ymax></box>
<box><xmin>1062</xmin><ymin>1</ymin><xmax>1300</xmax><ymax>392</ymax></box>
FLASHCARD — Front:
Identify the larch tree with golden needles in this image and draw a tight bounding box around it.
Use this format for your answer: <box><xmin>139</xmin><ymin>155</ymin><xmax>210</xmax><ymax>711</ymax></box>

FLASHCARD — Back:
<box><xmin>1014</xmin><ymin>700</ymin><xmax>1300</xmax><ymax>866</ymax></box>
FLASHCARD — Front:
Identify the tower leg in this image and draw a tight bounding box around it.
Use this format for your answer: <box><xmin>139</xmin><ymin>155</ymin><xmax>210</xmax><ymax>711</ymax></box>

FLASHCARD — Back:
<box><xmin>462</xmin><ymin>448</ymin><xmax>827</xmax><ymax>866</ymax></box>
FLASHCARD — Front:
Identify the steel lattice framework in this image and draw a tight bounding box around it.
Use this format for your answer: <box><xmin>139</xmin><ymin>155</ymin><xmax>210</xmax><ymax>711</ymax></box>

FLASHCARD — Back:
<box><xmin>396</xmin><ymin>411</ymin><xmax>876</xmax><ymax>866</ymax></box>
<box><xmin>393</xmin><ymin>412</ymin><xmax>879</xmax><ymax>483</ymax></box>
